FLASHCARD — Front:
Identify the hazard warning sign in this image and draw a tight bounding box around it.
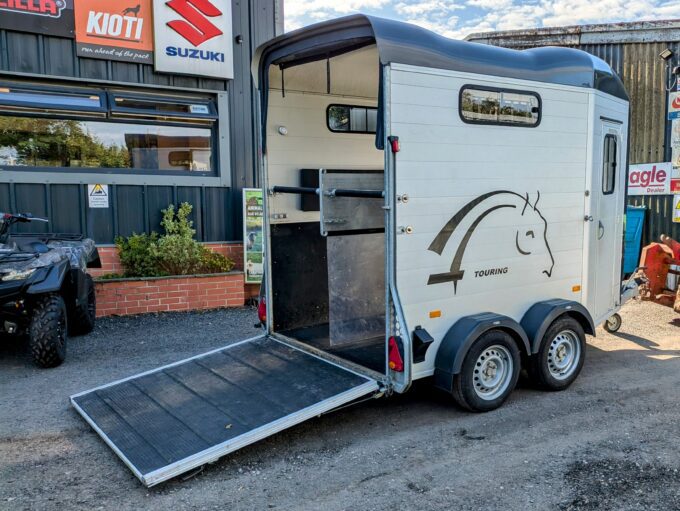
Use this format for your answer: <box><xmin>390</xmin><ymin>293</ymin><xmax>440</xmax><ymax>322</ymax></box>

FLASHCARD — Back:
<box><xmin>674</xmin><ymin>195</ymin><xmax>680</xmax><ymax>223</ymax></box>
<box><xmin>87</xmin><ymin>184</ymin><xmax>109</xmax><ymax>208</ymax></box>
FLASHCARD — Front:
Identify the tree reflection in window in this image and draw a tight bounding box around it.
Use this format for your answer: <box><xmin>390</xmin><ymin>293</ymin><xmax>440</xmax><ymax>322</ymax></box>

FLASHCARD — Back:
<box><xmin>461</xmin><ymin>88</ymin><xmax>539</xmax><ymax>126</ymax></box>
<box><xmin>0</xmin><ymin>117</ymin><xmax>212</xmax><ymax>172</ymax></box>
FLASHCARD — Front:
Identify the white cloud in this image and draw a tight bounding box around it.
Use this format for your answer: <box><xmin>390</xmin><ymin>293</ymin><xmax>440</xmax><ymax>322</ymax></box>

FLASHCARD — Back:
<box><xmin>285</xmin><ymin>0</ymin><xmax>680</xmax><ymax>40</ymax></box>
<box><xmin>285</xmin><ymin>0</ymin><xmax>391</xmax><ymax>31</ymax></box>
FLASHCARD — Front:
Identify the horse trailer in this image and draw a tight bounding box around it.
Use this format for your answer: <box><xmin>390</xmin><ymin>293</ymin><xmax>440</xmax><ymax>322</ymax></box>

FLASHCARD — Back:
<box><xmin>71</xmin><ymin>15</ymin><xmax>632</xmax><ymax>486</ymax></box>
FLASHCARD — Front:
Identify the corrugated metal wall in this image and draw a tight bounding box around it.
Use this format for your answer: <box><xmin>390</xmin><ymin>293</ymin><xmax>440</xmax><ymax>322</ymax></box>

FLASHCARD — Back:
<box><xmin>0</xmin><ymin>0</ymin><xmax>280</xmax><ymax>244</ymax></box>
<box><xmin>581</xmin><ymin>41</ymin><xmax>680</xmax><ymax>245</ymax></box>
<box><xmin>0</xmin><ymin>183</ymin><xmax>232</xmax><ymax>242</ymax></box>
<box><xmin>473</xmin><ymin>35</ymin><xmax>680</xmax><ymax>246</ymax></box>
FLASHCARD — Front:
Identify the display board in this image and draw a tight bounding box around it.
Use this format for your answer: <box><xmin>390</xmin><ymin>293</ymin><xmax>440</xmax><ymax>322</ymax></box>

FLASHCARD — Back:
<box><xmin>243</xmin><ymin>188</ymin><xmax>264</xmax><ymax>284</ymax></box>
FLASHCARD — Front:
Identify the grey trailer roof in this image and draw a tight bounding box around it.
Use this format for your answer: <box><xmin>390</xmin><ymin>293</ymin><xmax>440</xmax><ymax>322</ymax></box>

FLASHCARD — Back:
<box><xmin>252</xmin><ymin>14</ymin><xmax>628</xmax><ymax>100</ymax></box>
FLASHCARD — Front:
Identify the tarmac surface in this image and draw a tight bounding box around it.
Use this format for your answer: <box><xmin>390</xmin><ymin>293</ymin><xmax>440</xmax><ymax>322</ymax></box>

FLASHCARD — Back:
<box><xmin>1</xmin><ymin>300</ymin><xmax>679</xmax><ymax>510</ymax></box>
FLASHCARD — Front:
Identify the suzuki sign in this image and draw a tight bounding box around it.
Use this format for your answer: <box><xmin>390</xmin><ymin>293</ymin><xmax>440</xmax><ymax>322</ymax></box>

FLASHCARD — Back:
<box><xmin>153</xmin><ymin>0</ymin><xmax>233</xmax><ymax>79</ymax></box>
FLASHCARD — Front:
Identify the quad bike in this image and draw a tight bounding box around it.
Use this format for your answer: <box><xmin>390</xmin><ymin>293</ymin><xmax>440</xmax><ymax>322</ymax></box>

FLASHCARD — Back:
<box><xmin>0</xmin><ymin>213</ymin><xmax>100</xmax><ymax>368</ymax></box>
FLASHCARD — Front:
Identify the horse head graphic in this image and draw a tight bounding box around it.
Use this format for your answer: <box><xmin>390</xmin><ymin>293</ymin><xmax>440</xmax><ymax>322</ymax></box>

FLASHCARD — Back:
<box><xmin>427</xmin><ymin>190</ymin><xmax>554</xmax><ymax>293</ymax></box>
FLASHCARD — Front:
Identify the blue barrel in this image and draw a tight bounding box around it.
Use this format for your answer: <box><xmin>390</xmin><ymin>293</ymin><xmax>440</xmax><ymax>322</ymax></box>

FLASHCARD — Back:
<box><xmin>624</xmin><ymin>205</ymin><xmax>646</xmax><ymax>274</ymax></box>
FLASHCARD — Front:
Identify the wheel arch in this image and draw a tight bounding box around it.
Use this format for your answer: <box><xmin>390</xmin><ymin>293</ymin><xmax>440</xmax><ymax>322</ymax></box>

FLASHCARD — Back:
<box><xmin>520</xmin><ymin>299</ymin><xmax>595</xmax><ymax>354</ymax></box>
<box><xmin>26</xmin><ymin>259</ymin><xmax>70</xmax><ymax>295</ymax></box>
<box><xmin>433</xmin><ymin>313</ymin><xmax>530</xmax><ymax>394</ymax></box>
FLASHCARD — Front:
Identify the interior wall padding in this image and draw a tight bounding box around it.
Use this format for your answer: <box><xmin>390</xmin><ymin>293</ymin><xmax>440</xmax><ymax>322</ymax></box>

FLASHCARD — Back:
<box><xmin>271</xmin><ymin>222</ymin><xmax>329</xmax><ymax>331</ymax></box>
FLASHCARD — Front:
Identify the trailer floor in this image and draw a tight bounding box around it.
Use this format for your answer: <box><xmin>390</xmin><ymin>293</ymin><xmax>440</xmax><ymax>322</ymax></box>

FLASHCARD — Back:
<box><xmin>2</xmin><ymin>301</ymin><xmax>680</xmax><ymax>511</ymax></box>
<box><xmin>280</xmin><ymin>323</ymin><xmax>385</xmax><ymax>373</ymax></box>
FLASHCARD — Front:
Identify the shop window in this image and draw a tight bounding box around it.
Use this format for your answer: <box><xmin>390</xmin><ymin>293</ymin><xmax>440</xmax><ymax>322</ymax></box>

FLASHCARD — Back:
<box><xmin>0</xmin><ymin>117</ymin><xmax>213</xmax><ymax>172</ymax></box>
<box><xmin>327</xmin><ymin>104</ymin><xmax>378</xmax><ymax>134</ymax></box>
<box><xmin>110</xmin><ymin>94</ymin><xmax>217</xmax><ymax>123</ymax></box>
<box><xmin>0</xmin><ymin>86</ymin><xmax>217</xmax><ymax>175</ymax></box>
<box><xmin>0</xmin><ymin>86</ymin><xmax>106</xmax><ymax>115</ymax></box>
<box><xmin>459</xmin><ymin>86</ymin><xmax>540</xmax><ymax>127</ymax></box>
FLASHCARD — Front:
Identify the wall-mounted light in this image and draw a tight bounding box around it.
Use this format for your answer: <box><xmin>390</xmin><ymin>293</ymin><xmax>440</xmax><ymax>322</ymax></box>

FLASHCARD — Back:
<box><xmin>660</xmin><ymin>48</ymin><xmax>674</xmax><ymax>61</ymax></box>
<box><xmin>277</xmin><ymin>126</ymin><xmax>288</xmax><ymax>136</ymax></box>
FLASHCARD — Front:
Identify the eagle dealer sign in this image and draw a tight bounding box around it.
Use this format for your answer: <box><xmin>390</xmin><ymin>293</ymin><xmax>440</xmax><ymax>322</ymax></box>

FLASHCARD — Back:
<box><xmin>153</xmin><ymin>0</ymin><xmax>233</xmax><ymax>79</ymax></box>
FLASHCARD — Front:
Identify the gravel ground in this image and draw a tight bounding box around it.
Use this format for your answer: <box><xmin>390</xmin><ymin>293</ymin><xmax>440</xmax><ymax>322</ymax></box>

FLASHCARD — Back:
<box><xmin>1</xmin><ymin>300</ymin><xmax>679</xmax><ymax>511</ymax></box>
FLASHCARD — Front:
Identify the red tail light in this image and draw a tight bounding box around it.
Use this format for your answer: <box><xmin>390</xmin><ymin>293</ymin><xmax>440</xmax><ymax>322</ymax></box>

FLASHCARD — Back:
<box><xmin>257</xmin><ymin>298</ymin><xmax>266</xmax><ymax>324</ymax></box>
<box><xmin>388</xmin><ymin>336</ymin><xmax>404</xmax><ymax>372</ymax></box>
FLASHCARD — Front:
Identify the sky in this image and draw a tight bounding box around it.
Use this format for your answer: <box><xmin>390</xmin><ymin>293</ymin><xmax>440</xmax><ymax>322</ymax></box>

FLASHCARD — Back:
<box><xmin>284</xmin><ymin>0</ymin><xmax>680</xmax><ymax>39</ymax></box>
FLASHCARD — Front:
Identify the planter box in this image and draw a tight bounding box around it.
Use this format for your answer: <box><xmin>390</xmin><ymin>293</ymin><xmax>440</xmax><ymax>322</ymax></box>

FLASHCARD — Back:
<box><xmin>95</xmin><ymin>272</ymin><xmax>246</xmax><ymax>317</ymax></box>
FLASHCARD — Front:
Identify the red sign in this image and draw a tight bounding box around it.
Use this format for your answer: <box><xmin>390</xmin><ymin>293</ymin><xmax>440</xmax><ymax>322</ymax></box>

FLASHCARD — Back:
<box><xmin>0</xmin><ymin>0</ymin><xmax>74</xmax><ymax>36</ymax></box>
<box><xmin>671</xmin><ymin>178</ymin><xmax>680</xmax><ymax>193</ymax></box>
<box><xmin>74</xmin><ymin>0</ymin><xmax>153</xmax><ymax>63</ymax></box>
<box><xmin>0</xmin><ymin>0</ymin><xmax>65</xmax><ymax>16</ymax></box>
<box><xmin>165</xmin><ymin>0</ymin><xmax>223</xmax><ymax>46</ymax></box>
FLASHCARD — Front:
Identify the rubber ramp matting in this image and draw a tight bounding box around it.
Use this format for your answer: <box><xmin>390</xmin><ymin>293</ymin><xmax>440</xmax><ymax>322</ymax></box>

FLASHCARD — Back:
<box><xmin>71</xmin><ymin>336</ymin><xmax>378</xmax><ymax>486</ymax></box>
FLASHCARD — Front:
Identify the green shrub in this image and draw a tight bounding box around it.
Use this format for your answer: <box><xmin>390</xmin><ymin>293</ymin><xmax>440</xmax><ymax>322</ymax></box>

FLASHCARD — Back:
<box><xmin>115</xmin><ymin>202</ymin><xmax>235</xmax><ymax>278</ymax></box>
<box><xmin>115</xmin><ymin>232</ymin><xmax>162</xmax><ymax>278</ymax></box>
<box><xmin>200</xmin><ymin>247</ymin><xmax>235</xmax><ymax>273</ymax></box>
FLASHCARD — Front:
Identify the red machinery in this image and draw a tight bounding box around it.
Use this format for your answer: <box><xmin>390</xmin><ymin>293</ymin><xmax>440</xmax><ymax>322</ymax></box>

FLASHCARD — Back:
<box><xmin>639</xmin><ymin>235</ymin><xmax>680</xmax><ymax>312</ymax></box>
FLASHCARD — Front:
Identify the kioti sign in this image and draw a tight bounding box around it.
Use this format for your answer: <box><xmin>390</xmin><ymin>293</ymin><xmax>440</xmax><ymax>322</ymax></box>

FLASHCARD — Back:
<box><xmin>74</xmin><ymin>0</ymin><xmax>154</xmax><ymax>63</ymax></box>
<box><xmin>153</xmin><ymin>0</ymin><xmax>233</xmax><ymax>79</ymax></box>
<box><xmin>0</xmin><ymin>0</ymin><xmax>75</xmax><ymax>37</ymax></box>
<box><xmin>627</xmin><ymin>162</ymin><xmax>671</xmax><ymax>195</ymax></box>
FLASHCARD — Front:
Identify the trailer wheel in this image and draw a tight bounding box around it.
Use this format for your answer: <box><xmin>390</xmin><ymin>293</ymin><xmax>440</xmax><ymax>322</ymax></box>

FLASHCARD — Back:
<box><xmin>28</xmin><ymin>294</ymin><xmax>68</xmax><ymax>368</ymax></box>
<box><xmin>603</xmin><ymin>313</ymin><xmax>621</xmax><ymax>333</ymax></box>
<box><xmin>451</xmin><ymin>330</ymin><xmax>520</xmax><ymax>412</ymax></box>
<box><xmin>529</xmin><ymin>316</ymin><xmax>585</xmax><ymax>391</ymax></box>
<box><xmin>70</xmin><ymin>274</ymin><xmax>96</xmax><ymax>336</ymax></box>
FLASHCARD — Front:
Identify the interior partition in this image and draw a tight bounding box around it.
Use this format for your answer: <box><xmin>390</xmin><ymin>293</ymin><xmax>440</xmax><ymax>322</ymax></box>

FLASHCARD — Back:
<box><xmin>265</xmin><ymin>44</ymin><xmax>386</xmax><ymax>373</ymax></box>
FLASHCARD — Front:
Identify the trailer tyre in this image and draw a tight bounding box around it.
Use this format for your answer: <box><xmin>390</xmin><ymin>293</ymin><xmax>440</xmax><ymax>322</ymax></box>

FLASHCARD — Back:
<box><xmin>451</xmin><ymin>330</ymin><xmax>520</xmax><ymax>412</ymax></box>
<box><xmin>29</xmin><ymin>294</ymin><xmax>68</xmax><ymax>368</ymax></box>
<box><xmin>70</xmin><ymin>274</ymin><xmax>96</xmax><ymax>336</ymax></box>
<box><xmin>529</xmin><ymin>316</ymin><xmax>585</xmax><ymax>391</ymax></box>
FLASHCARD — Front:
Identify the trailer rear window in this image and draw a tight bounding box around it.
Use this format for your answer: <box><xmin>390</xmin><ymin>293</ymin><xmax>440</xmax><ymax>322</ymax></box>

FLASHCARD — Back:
<box><xmin>459</xmin><ymin>86</ymin><xmax>540</xmax><ymax>127</ymax></box>
<box><xmin>327</xmin><ymin>105</ymin><xmax>377</xmax><ymax>134</ymax></box>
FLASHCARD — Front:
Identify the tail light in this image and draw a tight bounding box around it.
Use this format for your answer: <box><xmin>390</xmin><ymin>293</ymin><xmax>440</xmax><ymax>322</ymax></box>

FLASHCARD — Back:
<box><xmin>257</xmin><ymin>297</ymin><xmax>266</xmax><ymax>324</ymax></box>
<box><xmin>388</xmin><ymin>336</ymin><xmax>404</xmax><ymax>372</ymax></box>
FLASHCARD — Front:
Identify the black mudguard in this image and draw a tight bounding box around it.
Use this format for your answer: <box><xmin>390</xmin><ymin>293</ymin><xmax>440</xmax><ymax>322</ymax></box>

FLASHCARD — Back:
<box><xmin>27</xmin><ymin>259</ymin><xmax>69</xmax><ymax>295</ymax></box>
<box><xmin>520</xmin><ymin>299</ymin><xmax>595</xmax><ymax>354</ymax></box>
<box><xmin>433</xmin><ymin>312</ymin><xmax>530</xmax><ymax>394</ymax></box>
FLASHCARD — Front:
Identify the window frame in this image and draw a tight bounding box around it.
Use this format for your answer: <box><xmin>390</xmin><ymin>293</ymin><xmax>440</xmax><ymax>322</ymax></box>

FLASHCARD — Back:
<box><xmin>602</xmin><ymin>133</ymin><xmax>618</xmax><ymax>195</ymax></box>
<box><xmin>0</xmin><ymin>85</ymin><xmax>219</xmax><ymax>177</ymax></box>
<box><xmin>109</xmin><ymin>93</ymin><xmax>218</xmax><ymax>122</ymax></box>
<box><xmin>326</xmin><ymin>103</ymin><xmax>378</xmax><ymax>135</ymax></box>
<box><xmin>458</xmin><ymin>84</ymin><xmax>542</xmax><ymax>128</ymax></box>
<box><xmin>0</xmin><ymin>82</ymin><xmax>107</xmax><ymax>115</ymax></box>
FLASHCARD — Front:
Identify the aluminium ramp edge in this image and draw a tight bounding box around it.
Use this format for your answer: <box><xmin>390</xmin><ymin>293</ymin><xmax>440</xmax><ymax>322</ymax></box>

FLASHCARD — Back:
<box><xmin>70</xmin><ymin>335</ymin><xmax>379</xmax><ymax>487</ymax></box>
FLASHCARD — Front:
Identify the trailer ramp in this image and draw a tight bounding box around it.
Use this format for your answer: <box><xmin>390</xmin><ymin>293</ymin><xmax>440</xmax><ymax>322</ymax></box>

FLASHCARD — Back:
<box><xmin>70</xmin><ymin>336</ymin><xmax>379</xmax><ymax>487</ymax></box>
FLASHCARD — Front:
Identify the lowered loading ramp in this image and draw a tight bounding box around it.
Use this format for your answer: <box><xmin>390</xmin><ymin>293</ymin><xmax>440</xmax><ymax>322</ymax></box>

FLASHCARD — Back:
<box><xmin>70</xmin><ymin>336</ymin><xmax>379</xmax><ymax>486</ymax></box>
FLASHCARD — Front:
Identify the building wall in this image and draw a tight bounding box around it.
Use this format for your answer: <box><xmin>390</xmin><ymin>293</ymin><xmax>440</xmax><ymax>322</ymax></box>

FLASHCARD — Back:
<box><xmin>467</xmin><ymin>22</ymin><xmax>680</xmax><ymax>246</ymax></box>
<box><xmin>0</xmin><ymin>0</ymin><xmax>282</xmax><ymax>243</ymax></box>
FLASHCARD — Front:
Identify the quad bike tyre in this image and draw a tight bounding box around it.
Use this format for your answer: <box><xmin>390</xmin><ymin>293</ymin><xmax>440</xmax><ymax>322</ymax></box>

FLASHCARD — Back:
<box><xmin>69</xmin><ymin>274</ymin><xmax>96</xmax><ymax>336</ymax></box>
<box><xmin>29</xmin><ymin>293</ymin><xmax>68</xmax><ymax>368</ymax></box>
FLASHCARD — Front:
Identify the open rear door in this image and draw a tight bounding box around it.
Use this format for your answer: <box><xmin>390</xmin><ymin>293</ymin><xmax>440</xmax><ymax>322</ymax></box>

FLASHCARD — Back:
<box><xmin>70</xmin><ymin>336</ymin><xmax>379</xmax><ymax>487</ymax></box>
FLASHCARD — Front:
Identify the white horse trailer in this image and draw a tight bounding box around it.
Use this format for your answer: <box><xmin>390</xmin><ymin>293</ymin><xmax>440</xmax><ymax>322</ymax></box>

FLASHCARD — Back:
<box><xmin>71</xmin><ymin>15</ymin><xmax>630</xmax><ymax>486</ymax></box>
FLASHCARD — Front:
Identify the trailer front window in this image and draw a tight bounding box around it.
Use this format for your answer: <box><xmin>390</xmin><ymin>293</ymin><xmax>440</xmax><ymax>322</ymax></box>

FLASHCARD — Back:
<box><xmin>602</xmin><ymin>134</ymin><xmax>617</xmax><ymax>194</ymax></box>
<box><xmin>460</xmin><ymin>86</ymin><xmax>540</xmax><ymax>127</ymax></box>
<box><xmin>327</xmin><ymin>105</ymin><xmax>378</xmax><ymax>134</ymax></box>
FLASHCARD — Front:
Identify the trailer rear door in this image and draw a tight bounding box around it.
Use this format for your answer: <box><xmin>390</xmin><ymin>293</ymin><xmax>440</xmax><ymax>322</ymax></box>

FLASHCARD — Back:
<box><xmin>70</xmin><ymin>336</ymin><xmax>379</xmax><ymax>487</ymax></box>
